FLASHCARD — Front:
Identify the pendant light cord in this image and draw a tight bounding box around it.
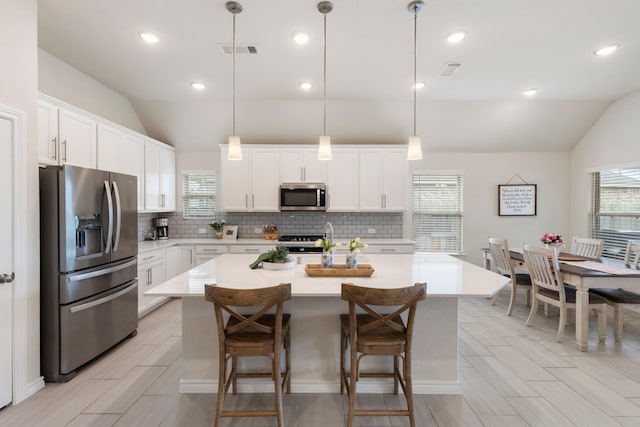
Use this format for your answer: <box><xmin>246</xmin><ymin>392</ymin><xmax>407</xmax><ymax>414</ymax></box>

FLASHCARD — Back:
<box><xmin>232</xmin><ymin>13</ymin><xmax>237</xmax><ymax>136</ymax></box>
<box><xmin>323</xmin><ymin>13</ymin><xmax>327</xmax><ymax>136</ymax></box>
<box><xmin>412</xmin><ymin>5</ymin><xmax>417</xmax><ymax>137</ymax></box>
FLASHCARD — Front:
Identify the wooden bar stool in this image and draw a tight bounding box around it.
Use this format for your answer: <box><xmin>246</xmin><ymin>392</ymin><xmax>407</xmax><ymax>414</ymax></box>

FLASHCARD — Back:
<box><xmin>340</xmin><ymin>282</ymin><xmax>427</xmax><ymax>427</ymax></box>
<box><xmin>204</xmin><ymin>282</ymin><xmax>292</xmax><ymax>427</ymax></box>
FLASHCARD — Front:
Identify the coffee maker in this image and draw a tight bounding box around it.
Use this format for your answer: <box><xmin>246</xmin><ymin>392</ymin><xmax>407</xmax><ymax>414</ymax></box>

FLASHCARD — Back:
<box><xmin>154</xmin><ymin>218</ymin><xmax>169</xmax><ymax>240</ymax></box>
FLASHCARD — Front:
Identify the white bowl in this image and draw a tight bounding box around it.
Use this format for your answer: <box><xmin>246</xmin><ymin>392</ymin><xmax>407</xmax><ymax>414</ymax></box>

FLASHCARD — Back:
<box><xmin>262</xmin><ymin>257</ymin><xmax>296</xmax><ymax>271</ymax></box>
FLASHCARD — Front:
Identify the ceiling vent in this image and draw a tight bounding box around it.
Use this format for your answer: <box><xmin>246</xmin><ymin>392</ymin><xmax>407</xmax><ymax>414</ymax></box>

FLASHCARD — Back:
<box><xmin>440</xmin><ymin>62</ymin><xmax>462</xmax><ymax>77</ymax></box>
<box><xmin>218</xmin><ymin>43</ymin><xmax>258</xmax><ymax>54</ymax></box>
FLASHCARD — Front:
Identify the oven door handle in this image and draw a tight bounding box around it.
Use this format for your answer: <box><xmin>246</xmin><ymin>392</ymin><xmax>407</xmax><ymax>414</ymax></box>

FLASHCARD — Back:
<box><xmin>70</xmin><ymin>280</ymin><xmax>137</xmax><ymax>314</ymax></box>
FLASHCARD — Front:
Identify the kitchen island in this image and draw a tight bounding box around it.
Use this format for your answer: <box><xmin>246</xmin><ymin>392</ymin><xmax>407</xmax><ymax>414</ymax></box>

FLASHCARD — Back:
<box><xmin>146</xmin><ymin>253</ymin><xmax>509</xmax><ymax>395</ymax></box>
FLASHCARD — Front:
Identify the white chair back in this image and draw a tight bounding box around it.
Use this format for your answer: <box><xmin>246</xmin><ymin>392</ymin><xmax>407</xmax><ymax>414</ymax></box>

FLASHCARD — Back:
<box><xmin>488</xmin><ymin>238</ymin><xmax>514</xmax><ymax>277</ymax></box>
<box><xmin>624</xmin><ymin>242</ymin><xmax>640</xmax><ymax>266</ymax></box>
<box><xmin>523</xmin><ymin>244</ymin><xmax>566</xmax><ymax>300</ymax></box>
<box><xmin>571</xmin><ymin>237</ymin><xmax>604</xmax><ymax>259</ymax></box>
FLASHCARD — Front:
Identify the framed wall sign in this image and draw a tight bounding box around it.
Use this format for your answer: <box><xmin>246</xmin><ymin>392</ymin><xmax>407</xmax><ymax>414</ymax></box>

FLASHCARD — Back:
<box><xmin>498</xmin><ymin>184</ymin><xmax>537</xmax><ymax>216</ymax></box>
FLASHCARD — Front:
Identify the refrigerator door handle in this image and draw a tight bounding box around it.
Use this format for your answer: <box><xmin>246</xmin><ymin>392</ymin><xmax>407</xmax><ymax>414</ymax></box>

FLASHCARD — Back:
<box><xmin>112</xmin><ymin>181</ymin><xmax>122</xmax><ymax>252</ymax></box>
<box><xmin>69</xmin><ymin>281</ymin><xmax>137</xmax><ymax>314</ymax></box>
<box><xmin>68</xmin><ymin>258</ymin><xmax>137</xmax><ymax>282</ymax></box>
<box><xmin>104</xmin><ymin>180</ymin><xmax>114</xmax><ymax>254</ymax></box>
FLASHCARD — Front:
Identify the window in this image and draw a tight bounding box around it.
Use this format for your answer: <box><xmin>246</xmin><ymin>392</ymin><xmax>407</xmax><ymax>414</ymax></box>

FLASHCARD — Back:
<box><xmin>182</xmin><ymin>171</ymin><xmax>216</xmax><ymax>219</ymax></box>
<box><xmin>591</xmin><ymin>167</ymin><xmax>640</xmax><ymax>260</ymax></box>
<box><xmin>412</xmin><ymin>173</ymin><xmax>463</xmax><ymax>252</ymax></box>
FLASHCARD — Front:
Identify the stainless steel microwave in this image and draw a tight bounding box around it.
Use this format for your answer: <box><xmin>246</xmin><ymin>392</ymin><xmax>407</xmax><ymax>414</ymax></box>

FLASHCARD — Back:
<box><xmin>280</xmin><ymin>183</ymin><xmax>326</xmax><ymax>211</ymax></box>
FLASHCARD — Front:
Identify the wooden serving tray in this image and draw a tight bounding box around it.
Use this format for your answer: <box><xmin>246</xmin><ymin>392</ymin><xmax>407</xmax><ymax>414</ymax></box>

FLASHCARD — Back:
<box><xmin>305</xmin><ymin>264</ymin><xmax>375</xmax><ymax>277</ymax></box>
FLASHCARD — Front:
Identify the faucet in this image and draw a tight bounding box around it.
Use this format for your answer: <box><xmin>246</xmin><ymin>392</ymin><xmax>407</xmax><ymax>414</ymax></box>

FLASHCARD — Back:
<box><xmin>324</xmin><ymin>222</ymin><xmax>334</xmax><ymax>244</ymax></box>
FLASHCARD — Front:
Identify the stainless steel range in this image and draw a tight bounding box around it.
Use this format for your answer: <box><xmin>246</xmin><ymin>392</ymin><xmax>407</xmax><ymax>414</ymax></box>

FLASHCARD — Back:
<box><xmin>277</xmin><ymin>235</ymin><xmax>324</xmax><ymax>253</ymax></box>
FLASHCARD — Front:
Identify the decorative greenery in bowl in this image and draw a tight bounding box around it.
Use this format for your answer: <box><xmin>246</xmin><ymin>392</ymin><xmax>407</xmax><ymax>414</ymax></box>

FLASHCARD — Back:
<box><xmin>249</xmin><ymin>245</ymin><xmax>292</xmax><ymax>269</ymax></box>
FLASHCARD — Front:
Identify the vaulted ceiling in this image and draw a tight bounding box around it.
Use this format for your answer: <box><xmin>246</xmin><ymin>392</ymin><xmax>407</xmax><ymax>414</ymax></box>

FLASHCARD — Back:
<box><xmin>38</xmin><ymin>0</ymin><xmax>640</xmax><ymax>152</ymax></box>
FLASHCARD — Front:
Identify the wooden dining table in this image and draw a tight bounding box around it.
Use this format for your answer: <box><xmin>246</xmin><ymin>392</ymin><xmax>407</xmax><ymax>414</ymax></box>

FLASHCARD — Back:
<box><xmin>483</xmin><ymin>248</ymin><xmax>640</xmax><ymax>351</ymax></box>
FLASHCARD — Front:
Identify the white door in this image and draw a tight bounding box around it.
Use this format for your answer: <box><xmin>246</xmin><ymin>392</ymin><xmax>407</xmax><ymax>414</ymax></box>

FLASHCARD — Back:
<box><xmin>0</xmin><ymin>115</ymin><xmax>14</xmax><ymax>407</ymax></box>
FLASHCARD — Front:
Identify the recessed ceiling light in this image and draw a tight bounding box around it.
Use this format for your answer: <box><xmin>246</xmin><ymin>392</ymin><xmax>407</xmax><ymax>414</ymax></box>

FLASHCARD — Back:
<box><xmin>523</xmin><ymin>88</ymin><xmax>539</xmax><ymax>97</ymax></box>
<box><xmin>412</xmin><ymin>82</ymin><xmax>425</xmax><ymax>90</ymax></box>
<box><xmin>291</xmin><ymin>32</ymin><xmax>310</xmax><ymax>45</ymax></box>
<box><xmin>299</xmin><ymin>81</ymin><xmax>313</xmax><ymax>90</ymax></box>
<box><xmin>594</xmin><ymin>43</ymin><xmax>620</xmax><ymax>57</ymax></box>
<box><xmin>191</xmin><ymin>82</ymin><xmax>205</xmax><ymax>90</ymax></box>
<box><xmin>447</xmin><ymin>31</ymin><xmax>466</xmax><ymax>44</ymax></box>
<box><xmin>138</xmin><ymin>30</ymin><xmax>160</xmax><ymax>44</ymax></box>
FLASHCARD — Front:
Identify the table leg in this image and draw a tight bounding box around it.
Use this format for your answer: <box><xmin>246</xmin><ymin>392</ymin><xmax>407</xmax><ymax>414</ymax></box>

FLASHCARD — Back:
<box><xmin>575</xmin><ymin>288</ymin><xmax>589</xmax><ymax>351</ymax></box>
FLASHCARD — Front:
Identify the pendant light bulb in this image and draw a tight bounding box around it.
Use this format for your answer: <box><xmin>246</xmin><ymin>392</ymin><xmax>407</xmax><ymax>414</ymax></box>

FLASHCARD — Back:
<box><xmin>317</xmin><ymin>1</ymin><xmax>333</xmax><ymax>161</ymax></box>
<box><xmin>226</xmin><ymin>1</ymin><xmax>243</xmax><ymax>161</ymax></box>
<box><xmin>407</xmin><ymin>1</ymin><xmax>424</xmax><ymax>161</ymax></box>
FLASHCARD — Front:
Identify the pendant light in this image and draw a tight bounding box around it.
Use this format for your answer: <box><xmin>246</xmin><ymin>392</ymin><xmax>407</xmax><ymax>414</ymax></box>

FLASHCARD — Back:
<box><xmin>407</xmin><ymin>1</ymin><xmax>424</xmax><ymax>161</ymax></box>
<box><xmin>226</xmin><ymin>1</ymin><xmax>243</xmax><ymax>161</ymax></box>
<box><xmin>317</xmin><ymin>1</ymin><xmax>333</xmax><ymax>161</ymax></box>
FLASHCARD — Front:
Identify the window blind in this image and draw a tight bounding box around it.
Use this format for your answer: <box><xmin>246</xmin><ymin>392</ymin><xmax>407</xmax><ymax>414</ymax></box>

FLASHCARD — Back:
<box><xmin>412</xmin><ymin>174</ymin><xmax>463</xmax><ymax>252</ymax></box>
<box><xmin>591</xmin><ymin>168</ymin><xmax>640</xmax><ymax>260</ymax></box>
<box><xmin>182</xmin><ymin>172</ymin><xmax>216</xmax><ymax>219</ymax></box>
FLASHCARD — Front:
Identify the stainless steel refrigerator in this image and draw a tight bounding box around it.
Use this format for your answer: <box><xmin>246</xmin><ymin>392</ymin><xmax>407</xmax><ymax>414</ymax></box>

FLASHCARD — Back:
<box><xmin>40</xmin><ymin>165</ymin><xmax>138</xmax><ymax>382</ymax></box>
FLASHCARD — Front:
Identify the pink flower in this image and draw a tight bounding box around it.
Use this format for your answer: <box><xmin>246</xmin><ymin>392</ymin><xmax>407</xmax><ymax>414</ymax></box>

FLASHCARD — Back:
<box><xmin>540</xmin><ymin>233</ymin><xmax>563</xmax><ymax>244</ymax></box>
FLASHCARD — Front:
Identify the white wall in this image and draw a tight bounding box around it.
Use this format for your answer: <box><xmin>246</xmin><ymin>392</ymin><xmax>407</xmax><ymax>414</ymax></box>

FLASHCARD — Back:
<box><xmin>569</xmin><ymin>90</ymin><xmax>640</xmax><ymax>239</ymax></box>
<box><xmin>38</xmin><ymin>49</ymin><xmax>147</xmax><ymax>135</ymax></box>
<box><xmin>0</xmin><ymin>0</ymin><xmax>42</xmax><ymax>403</ymax></box>
<box><xmin>408</xmin><ymin>152</ymin><xmax>571</xmax><ymax>266</ymax></box>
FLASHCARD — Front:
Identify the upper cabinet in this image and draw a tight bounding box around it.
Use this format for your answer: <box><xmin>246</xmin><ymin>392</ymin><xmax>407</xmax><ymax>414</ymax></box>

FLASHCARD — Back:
<box><xmin>38</xmin><ymin>100</ymin><xmax>97</xmax><ymax>169</ymax></box>
<box><xmin>359</xmin><ymin>148</ymin><xmax>408</xmax><ymax>211</ymax></box>
<box><xmin>97</xmin><ymin>123</ymin><xmax>145</xmax><ymax>211</ymax></box>
<box><xmin>281</xmin><ymin>148</ymin><xmax>326</xmax><ymax>183</ymax></box>
<box><xmin>327</xmin><ymin>148</ymin><xmax>359</xmax><ymax>211</ymax></box>
<box><xmin>144</xmin><ymin>139</ymin><xmax>176</xmax><ymax>212</ymax></box>
<box><xmin>219</xmin><ymin>146</ymin><xmax>280</xmax><ymax>211</ymax></box>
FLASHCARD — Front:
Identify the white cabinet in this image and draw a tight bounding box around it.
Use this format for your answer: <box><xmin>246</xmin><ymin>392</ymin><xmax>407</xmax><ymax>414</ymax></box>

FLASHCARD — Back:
<box><xmin>97</xmin><ymin>123</ymin><xmax>145</xmax><ymax>210</ymax></box>
<box><xmin>365</xmin><ymin>243</ymin><xmax>415</xmax><ymax>254</ymax></box>
<box><xmin>281</xmin><ymin>148</ymin><xmax>326</xmax><ymax>183</ymax></box>
<box><xmin>220</xmin><ymin>146</ymin><xmax>280</xmax><ymax>211</ymax></box>
<box><xmin>137</xmin><ymin>248</ymin><xmax>168</xmax><ymax>316</ymax></box>
<box><xmin>38</xmin><ymin>100</ymin><xmax>97</xmax><ymax>169</ymax></box>
<box><xmin>166</xmin><ymin>245</ymin><xmax>195</xmax><ymax>277</ymax></box>
<box><xmin>327</xmin><ymin>148</ymin><xmax>359</xmax><ymax>211</ymax></box>
<box><xmin>195</xmin><ymin>245</ymin><xmax>227</xmax><ymax>266</ymax></box>
<box><xmin>145</xmin><ymin>139</ymin><xmax>176</xmax><ymax>212</ymax></box>
<box><xmin>359</xmin><ymin>149</ymin><xmax>408</xmax><ymax>211</ymax></box>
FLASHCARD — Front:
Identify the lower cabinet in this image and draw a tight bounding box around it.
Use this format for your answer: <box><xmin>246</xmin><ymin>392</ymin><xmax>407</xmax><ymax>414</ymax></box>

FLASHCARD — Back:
<box><xmin>195</xmin><ymin>245</ymin><xmax>227</xmax><ymax>266</ymax></box>
<box><xmin>167</xmin><ymin>245</ymin><xmax>195</xmax><ymax>277</ymax></box>
<box><xmin>365</xmin><ymin>244</ymin><xmax>415</xmax><ymax>254</ymax></box>
<box><xmin>137</xmin><ymin>248</ymin><xmax>168</xmax><ymax>316</ymax></box>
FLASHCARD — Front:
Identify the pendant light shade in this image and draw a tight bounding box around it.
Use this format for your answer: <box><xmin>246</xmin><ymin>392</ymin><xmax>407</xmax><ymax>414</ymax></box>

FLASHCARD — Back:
<box><xmin>407</xmin><ymin>1</ymin><xmax>424</xmax><ymax>161</ymax></box>
<box><xmin>226</xmin><ymin>1</ymin><xmax>243</xmax><ymax>160</ymax></box>
<box><xmin>317</xmin><ymin>1</ymin><xmax>333</xmax><ymax>161</ymax></box>
<box><xmin>407</xmin><ymin>136</ymin><xmax>422</xmax><ymax>160</ymax></box>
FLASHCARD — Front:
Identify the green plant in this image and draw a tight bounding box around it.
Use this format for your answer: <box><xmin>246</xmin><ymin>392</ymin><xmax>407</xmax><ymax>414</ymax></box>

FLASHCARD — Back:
<box><xmin>209</xmin><ymin>219</ymin><xmax>226</xmax><ymax>232</ymax></box>
<box><xmin>249</xmin><ymin>245</ymin><xmax>290</xmax><ymax>269</ymax></box>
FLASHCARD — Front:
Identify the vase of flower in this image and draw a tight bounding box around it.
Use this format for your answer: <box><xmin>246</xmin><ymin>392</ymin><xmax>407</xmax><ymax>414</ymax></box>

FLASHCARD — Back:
<box><xmin>345</xmin><ymin>252</ymin><xmax>358</xmax><ymax>269</ymax></box>
<box><xmin>346</xmin><ymin>237</ymin><xmax>367</xmax><ymax>269</ymax></box>
<box><xmin>540</xmin><ymin>233</ymin><xmax>565</xmax><ymax>253</ymax></box>
<box><xmin>321</xmin><ymin>249</ymin><xmax>334</xmax><ymax>268</ymax></box>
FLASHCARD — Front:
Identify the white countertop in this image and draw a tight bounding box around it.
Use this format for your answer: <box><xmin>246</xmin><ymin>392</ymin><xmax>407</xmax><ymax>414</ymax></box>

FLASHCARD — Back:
<box><xmin>146</xmin><ymin>253</ymin><xmax>508</xmax><ymax>298</ymax></box>
<box><xmin>138</xmin><ymin>238</ymin><xmax>416</xmax><ymax>254</ymax></box>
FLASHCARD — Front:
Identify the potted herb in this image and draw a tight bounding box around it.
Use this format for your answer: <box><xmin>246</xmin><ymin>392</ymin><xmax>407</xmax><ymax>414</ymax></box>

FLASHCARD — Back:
<box><xmin>249</xmin><ymin>245</ymin><xmax>293</xmax><ymax>270</ymax></box>
<box><xmin>209</xmin><ymin>219</ymin><xmax>226</xmax><ymax>239</ymax></box>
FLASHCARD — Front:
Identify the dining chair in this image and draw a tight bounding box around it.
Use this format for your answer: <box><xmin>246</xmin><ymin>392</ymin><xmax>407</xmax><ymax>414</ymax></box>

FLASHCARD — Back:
<box><xmin>488</xmin><ymin>237</ymin><xmax>532</xmax><ymax>315</ymax></box>
<box><xmin>589</xmin><ymin>242</ymin><xmax>640</xmax><ymax>341</ymax></box>
<box><xmin>204</xmin><ymin>282</ymin><xmax>292</xmax><ymax>427</ymax></box>
<box><xmin>340</xmin><ymin>282</ymin><xmax>426</xmax><ymax>427</ymax></box>
<box><xmin>570</xmin><ymin>237</ymin><xmax>604</xmax><ymax>259</ymax></box>
<box><xmin>523</xmin><ymin>244</ymin><xmax>607</xmax><ymax>342</ymax></box>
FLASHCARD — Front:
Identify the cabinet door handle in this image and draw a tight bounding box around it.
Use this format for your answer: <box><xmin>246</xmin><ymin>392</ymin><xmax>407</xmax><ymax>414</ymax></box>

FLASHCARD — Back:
<box><xmin>244</xmin><ymin>248</ymin><xmax>260</xmax><ymax>252</ymax></box>
<box><xmin>381</xmin><ymin>248</ymin><xmax>396</xmax><ymax>253</ymax></box>
<box><xmin>381</xmin><ymin>194</ymin><xmax>384</xmax><ymax>208</ymax></box>
<box><xmin>300</xmin><ymin>167</ymin><xmax>304</xmax><ymax>182</ymax></box>
<box><xmin>384</xmin><ymin>194</ymin><xmax>387</xmax><ymax>208</ymax></box>
<box><xmin>62</xmin><ymin>139</ymin><xmax>67</xmax><ymax>162</ymax></box>
<box><xmin>252</xmin><ymin>194</ymin><xmax>255</xmax><ymax>208</ymax></box>
<box><xmin>245</xmin><ymin>194</ymin><xmax>248</xmax><ymax>208</ymax></box>
<box><xmin>51</xmin><ymin>137</ymin><xmax>57</xmax><ymax>160</ymax></box>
